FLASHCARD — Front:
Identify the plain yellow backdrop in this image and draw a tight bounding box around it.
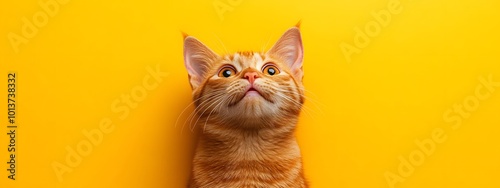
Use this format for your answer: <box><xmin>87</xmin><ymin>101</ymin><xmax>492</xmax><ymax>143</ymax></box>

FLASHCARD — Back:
<box><xmin>1</xmin><ymin>0</ymin><xmax>499</xmax><ymax>187</ymax></box>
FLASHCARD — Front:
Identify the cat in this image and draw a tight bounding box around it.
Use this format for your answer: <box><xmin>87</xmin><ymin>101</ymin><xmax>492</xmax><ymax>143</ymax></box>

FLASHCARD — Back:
<box><xmin>183</xmin><ymin>25</ymin><xmax>308</xmax><ymax>188</ymax></box>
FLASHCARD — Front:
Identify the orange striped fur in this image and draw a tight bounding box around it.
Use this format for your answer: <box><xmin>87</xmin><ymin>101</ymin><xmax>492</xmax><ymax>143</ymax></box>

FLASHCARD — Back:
<box><xmin>183</xmin><ymin>27</ymin><xmax>307</xmax><ymax>188</ymax></box>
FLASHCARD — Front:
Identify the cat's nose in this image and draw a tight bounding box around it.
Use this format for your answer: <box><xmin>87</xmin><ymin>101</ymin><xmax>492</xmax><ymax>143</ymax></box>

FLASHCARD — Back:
<box><xmin>244</xmin><ymin>72</ymin><xmax>259</xmax><ymax>84</ymax></box>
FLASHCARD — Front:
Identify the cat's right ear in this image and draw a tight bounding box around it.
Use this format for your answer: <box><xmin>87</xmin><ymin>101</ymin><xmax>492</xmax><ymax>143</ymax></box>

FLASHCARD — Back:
<box><xmin>183</xmin><ymin>36</ymin><xmax>219</xmax><ymax>90</ymax></box>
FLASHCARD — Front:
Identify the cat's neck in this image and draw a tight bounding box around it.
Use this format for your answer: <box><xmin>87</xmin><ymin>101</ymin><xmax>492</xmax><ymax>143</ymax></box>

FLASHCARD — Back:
<box><xmin>198</xmin><ymin>120</ymin><xmax>301</xmax><ymax>160</ymax></box>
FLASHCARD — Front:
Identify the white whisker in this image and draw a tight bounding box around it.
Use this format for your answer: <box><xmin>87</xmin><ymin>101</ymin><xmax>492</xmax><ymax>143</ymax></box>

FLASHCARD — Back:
<box><xmin>272</xmin><ymin>86</ymin><xmax>325</xmax><ymax>116</ymax></box>
<box><xmin>203</xmin><ymin>96</ymin><xmax>228</xmax><ymax>133</ymax></box>
<box><xmin>213</xmin><ymin>33</ymin><xmax>229</xmax><ymax>55</ymax></box>
<box><xmin>192</xmin><ymin>95</ymin><xmax>226</xmax><ymax>132</ymax></box>
<box><xmin>175</xmin><ymin>95</ymin><xmax>206</xmax><ymax>128</ymax></box>
<box><xmin>273</xmin><ymin>92</ymin><xmax>316</xmax><ymax>120</ymax></box>
<box><xmin>182</xmin><ymin>92</ymin><xmax>225</xmax><ymax>133</ymax></box>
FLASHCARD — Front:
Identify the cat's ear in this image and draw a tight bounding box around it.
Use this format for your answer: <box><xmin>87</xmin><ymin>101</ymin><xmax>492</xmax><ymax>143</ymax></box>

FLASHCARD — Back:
<box><xmin>183</xmin><ymin>36</ymin><xmax>219</xmax><ymax>90</ymax></box>
<box><xmin>267</xmin><ymin>27</ymin><xmax>304</xmax><ymax>81</ymax></box>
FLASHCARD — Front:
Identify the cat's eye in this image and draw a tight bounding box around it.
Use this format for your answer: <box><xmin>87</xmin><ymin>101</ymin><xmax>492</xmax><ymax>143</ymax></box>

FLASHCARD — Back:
<box><xmin>218</xmin><ymin>66</ymin><xmax>236</xmax><ymax>78</ymax></box>
<box><xmin>262</xmin><ymin>64</ymin><xmax>280</xmax><ymax>76</ymax></box>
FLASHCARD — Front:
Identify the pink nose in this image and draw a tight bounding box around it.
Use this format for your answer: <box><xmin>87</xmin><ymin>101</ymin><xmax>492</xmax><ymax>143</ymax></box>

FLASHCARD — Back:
<box><xmin>244</xmin><ymin>72</ymin><xmax>259</xmax><ymax>84</ymax></box>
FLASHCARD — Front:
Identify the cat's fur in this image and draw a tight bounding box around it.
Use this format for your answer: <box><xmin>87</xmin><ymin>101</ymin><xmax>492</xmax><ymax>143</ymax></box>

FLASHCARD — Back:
<box><xmin>183</xmin><ymin>26</ymin><xmax>308</xmax><ymax>188</ymax></box>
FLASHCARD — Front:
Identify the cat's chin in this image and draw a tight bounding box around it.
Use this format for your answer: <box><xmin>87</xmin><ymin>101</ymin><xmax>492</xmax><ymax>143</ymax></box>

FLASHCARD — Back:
<box><xmin>236</xmin><ymin>94</ymin><xmax>273</xmax><ymax>111</ymax></box>
<box><xmin>221</xmin><ymin>96</ymin><xmax>269</xmax><ymax>117</ymax></box>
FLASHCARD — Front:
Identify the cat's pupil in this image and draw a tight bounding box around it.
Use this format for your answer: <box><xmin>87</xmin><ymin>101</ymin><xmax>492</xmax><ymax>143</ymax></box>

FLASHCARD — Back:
<box><xmin>223</xmin><ymin>70</ymin><xmax>232</xmax><ymax>77</ymax></box>
<box><xmin>267</xmin><ymin>68</ymin><xmax>276</xmax><ymax>75</ymax></box>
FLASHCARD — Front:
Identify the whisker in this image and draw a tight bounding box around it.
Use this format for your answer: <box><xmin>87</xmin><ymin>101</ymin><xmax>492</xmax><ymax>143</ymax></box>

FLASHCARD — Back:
<box><xmin>272</xmin><ymin>87</ymin><xmax>326</xmax><ymax>116</ymax></box>
<box><xmin>213</xmin><ymin>33</ymin><xmax>229</xmax><ymax>55</ymax></box>
<box><xmin>273</xmin><ymin>92</ymin><xmax>316</xmax><ymax>119</ymax></box>
<box><xmin>182</xmin><ymin>92</ymin><xmax>225</xmax><ymax>133</ymax></box>
<box><xmin>182</xmin><ymin>99</ymin><xmax>210</xmax><ymax>133</ymax></box>
<box><xmin>272</xmin><ymin>86</ymin><xmax>321</xmax><ymax>104</ymax></box>
<box><xmin>192</xmin><ymin>95</ymin><xmax>226</xmax><ymax>132</ymax></box>
<box><xmin>278</xmin><ymin>85</ymin><xmax>325</xmax><ymax>105</ymax></box>
<box><xmin>175</xmin><ymin>95</ymin><xmax>206</xmax><ymax>128</ymax></box>
<box><xmin>261</xmin><ymin>34</ymin><xmax>272</xmax><ymax>54</ymax></box>
<box><xmin>187</xmin><ymin>92</ymin><xmax>225</xmax><ymax>128</ymax></box>
<box><xmin>203</xmin><ymin>97</ymin><xmax>227</xmax><ymax>133</ymax></box>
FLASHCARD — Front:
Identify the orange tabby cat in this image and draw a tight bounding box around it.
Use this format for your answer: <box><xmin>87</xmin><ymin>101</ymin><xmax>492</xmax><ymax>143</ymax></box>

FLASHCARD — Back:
<box><xmin>183</xmin><ymin>25</ymin><xmax>308</xmax><ymax>188</ymax></box>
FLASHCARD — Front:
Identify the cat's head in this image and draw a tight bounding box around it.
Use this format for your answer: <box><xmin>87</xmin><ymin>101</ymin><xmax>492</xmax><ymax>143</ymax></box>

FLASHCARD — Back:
<box><xmin>183</xmin><ymin>27</ymin><xmax>304</xmax><ymax>129</ymax></box>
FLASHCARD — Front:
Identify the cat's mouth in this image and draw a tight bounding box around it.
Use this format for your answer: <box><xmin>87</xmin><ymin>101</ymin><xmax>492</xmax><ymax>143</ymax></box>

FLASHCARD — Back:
<box><xmin>229</xmin><ymin>86</ymin><xmax>274</xmax><ymax>106</ymax></box>
<box><xmin>242</xmin><ymin>87</ymin><xmax>262</xmax><ymax>99</ymax></box>
<box><xmin>246</xmin><ymin>88</ymin><xmax>260</xmax><ymax>95</ymax></box>
<box><xmin>245</xmin><ymin>87</ymin><xmax>274</xmax><ymax>102</ymax></box>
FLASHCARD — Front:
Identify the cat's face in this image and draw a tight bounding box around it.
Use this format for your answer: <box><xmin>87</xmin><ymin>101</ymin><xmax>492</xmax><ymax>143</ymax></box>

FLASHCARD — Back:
<box><xmin>183</xmin><ymin>27</ymin><xmax>304</xmax><ymax>128</ymax></box>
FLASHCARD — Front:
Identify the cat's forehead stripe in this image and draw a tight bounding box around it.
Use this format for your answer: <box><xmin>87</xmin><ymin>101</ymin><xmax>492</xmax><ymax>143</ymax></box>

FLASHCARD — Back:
<box><xmin>254</xmin><ymin>53</ymin><xmax>264</xmax><ymax>68</ymax></box>
<box><xmin>221</xmin><ymin>52</ymin><xmax>266</xmax><ymax>70</ymax></box>
<box><xmin>253</xmin><ymin>53</ymin><xmax>263</xmax><ymax>62</ymax></box>
<box><xmin>231</xmin><ymin>53</ymin><xmax>243</xmax><ymax>69</ymax></box>
<box><xmin>238</xmin><ymin>51</ymin><xmax>254</xmax><ymax>56</ymax></box>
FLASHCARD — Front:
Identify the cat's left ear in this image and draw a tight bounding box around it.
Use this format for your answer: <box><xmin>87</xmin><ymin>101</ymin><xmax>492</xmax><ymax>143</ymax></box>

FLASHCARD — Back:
<box><xmin>267</xmin><ymin>27</ymin><xmax>304</xmax><ymax>82</ymax></box>
<box><xmin>183</xmin><ymin>36</ymin><xmax>220</xmax><ymax>90</ymax></box>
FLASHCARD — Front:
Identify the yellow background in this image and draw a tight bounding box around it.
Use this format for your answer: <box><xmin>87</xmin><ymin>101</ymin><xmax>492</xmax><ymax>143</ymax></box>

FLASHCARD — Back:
<box><xmin>1</xmin><ymin>0</ymin><xmax>499</xmax><ymax>187</ymax></box>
